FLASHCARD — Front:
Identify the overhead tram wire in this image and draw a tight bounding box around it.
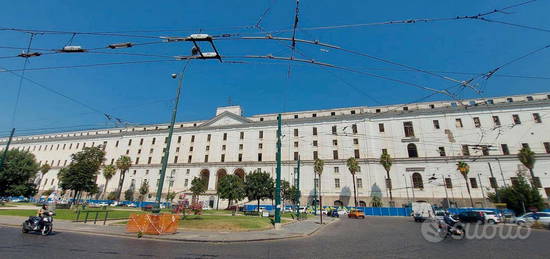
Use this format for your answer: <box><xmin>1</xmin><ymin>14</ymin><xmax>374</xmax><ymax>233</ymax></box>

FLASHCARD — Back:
<box><xmin>10</xmin><ymin>33</ymin><xmax>35</xmax><ymax>127</ymax></box>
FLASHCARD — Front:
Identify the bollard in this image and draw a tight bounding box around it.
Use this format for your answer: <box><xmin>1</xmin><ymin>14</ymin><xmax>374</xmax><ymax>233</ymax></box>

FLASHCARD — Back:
<box><xmin>84</xmin><ymin>211</ymin><xmax>89</xmax><ymax>223</ymax></box>
<box><xmin>94</xmin><ymin>211</ymin><xmax>99</xmax><ymax>224</ymax></box>
<box><xmin>103</xmin><ymin>211</ymin><xmax>109</xmax><ymax>225</ymax></box>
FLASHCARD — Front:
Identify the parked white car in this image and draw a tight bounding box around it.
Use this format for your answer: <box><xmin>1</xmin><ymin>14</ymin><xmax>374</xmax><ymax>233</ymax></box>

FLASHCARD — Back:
<box><xmin>473</xmin><ymin>210</ymin><xmax>501</xmax><ymax>224</ymax></box>
<box><xmin>515</xmin><ymin>212</ymin><xmax>550</xmax><ymax>226</ymax></box>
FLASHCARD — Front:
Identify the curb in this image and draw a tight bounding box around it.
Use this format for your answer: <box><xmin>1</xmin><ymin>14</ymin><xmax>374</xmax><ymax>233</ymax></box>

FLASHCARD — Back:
<box><xmin>0</xmin><ymin>217</ymin><xmax>339</xmax><ymax>243</ymax></box>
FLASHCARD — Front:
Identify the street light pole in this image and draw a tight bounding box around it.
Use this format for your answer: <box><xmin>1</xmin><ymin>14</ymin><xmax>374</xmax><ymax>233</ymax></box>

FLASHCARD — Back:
<box><xmin>155</xmin><ymin>72</ymin><xmax>185</xmax><ymax>209</ymax></box>
<box><xmin>274</xmin><ymin>114</ymin><xmax>282</xmax><ymax>226</ymax></box>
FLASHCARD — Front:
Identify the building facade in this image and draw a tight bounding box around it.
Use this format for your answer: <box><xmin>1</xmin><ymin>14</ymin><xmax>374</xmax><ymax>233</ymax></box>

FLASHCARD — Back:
<box><xmin>2</xmin><ymin>92</ymin><xmax>550</xmax><ymax>208</ymax></box>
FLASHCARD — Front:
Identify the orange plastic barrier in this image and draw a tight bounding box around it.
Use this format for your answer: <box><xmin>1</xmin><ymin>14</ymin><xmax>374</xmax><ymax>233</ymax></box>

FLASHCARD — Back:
<box><xmin>127</xmin><ymin>213</ymin><xmax>179</xmax><ymax>235</ymax></box>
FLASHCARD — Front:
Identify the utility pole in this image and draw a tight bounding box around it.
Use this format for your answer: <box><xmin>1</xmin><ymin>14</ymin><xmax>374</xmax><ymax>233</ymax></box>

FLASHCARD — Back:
<box><xmin>274</xmin><ymin>114</ymin><xmax>282</xmax><ymax>226</ymax></box>
<box><xmin>0</xmin><ymin>128</ymin><xmax>15</xmax><ymax>171</ymax></box>
<box><xmin>478</xmin><ymin>173</ymin><xmax>486</xmax><ymax>208</ymax></box>
<box><xmin>295</xmin><ymin>158</ymin><xmax>301</xmax><ymax>219</ymax></box>
<box><xmin>488</xmin><ymin>162</ymin><xmax>500</xmax><ymax>202</ymax></box>
<box><xmin>155</xmin><ymin>73</ymin><xmax>184</xmax><ymax>209</ymax></box>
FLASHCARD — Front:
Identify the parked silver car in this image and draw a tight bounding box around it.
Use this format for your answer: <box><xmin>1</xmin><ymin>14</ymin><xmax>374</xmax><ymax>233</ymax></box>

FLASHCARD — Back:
<box><xmin>515</xmin><ymin>212</ymin><xmax>550</xmax><ymax>226</ymax></box>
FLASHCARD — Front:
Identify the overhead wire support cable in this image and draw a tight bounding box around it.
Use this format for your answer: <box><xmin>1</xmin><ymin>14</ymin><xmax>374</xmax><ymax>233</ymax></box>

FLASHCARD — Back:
<box><xmin>11</xmin><ymin>33</ymin><xmax>35</xmax><ymax>127</ymax></box>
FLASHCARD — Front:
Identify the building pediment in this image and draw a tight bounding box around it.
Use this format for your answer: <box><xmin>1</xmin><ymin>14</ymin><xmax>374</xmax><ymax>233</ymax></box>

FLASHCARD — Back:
<box><xmin>199</xmin><ymin>111</ymin><xmax>252</xmax><ymax>127</ymax></box>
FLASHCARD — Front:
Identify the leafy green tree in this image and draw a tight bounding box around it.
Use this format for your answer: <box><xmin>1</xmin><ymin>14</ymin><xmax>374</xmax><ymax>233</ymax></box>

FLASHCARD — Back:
<box><xmin>115</xmin><ymin>156</ymin><xmax>132</xmax><ymax>201</ymax></box>
<box><xmin>488</xmin><ymin>175</ymin><xmax>545</xmax><ymax>215</ymax></box>
<box><xmin>280</xmin><ymin>180</ymin><xmax>292</xmax><ymax>204</ymax></box>
<box><xmin>0</xmin><ymin>149</ymin><xmax>39</xmax><ymax>197</ymax></box>
<box><xmin>59</xmin><ymin>147</ymin><xmax>105</xmax><ymax>204</ymax></box>
<box><xmin>245</xmin><ymin>170</ymin><xmax>274</xmax><ymax>214</ymax></box>
<box><xmin>370</xmin><ymin>196</ymin><xmax>383</xmax><ymax>207</ymax></box>
<box><xmin>124</xmin><ymin>188</ymin><xmax>134</xmax><ymax>201</ymax></box>
<box><xmin>42</xmin><ymin>189</ymin><xmax>54</xmax><ymax>196</ymax></box>
<box><xmin>39</xmin><ymin>164</ymin><xmax>51</xmax><ymax>185</ymax></box>
<box><xmin>379</xmin><ymin>151</ymin><xmax>393</xmax><ymax>203</ymax></box>
<box><xmin>190</xmin><ymin>177</ymin><xmax>207</xmax><ymax>202</ymax></box>
<box><xmin>138</xmin><ymin>180</ymin><xmax>149</xmax><ymax>202</ymax></box>
<box><xmin>518</xmin><ymin>147</ymin><xmax>537</xmax><ymax>187</ymax></box>
<box><xmin>346</xmin><ymin>157</ymin><xmax>360</xmax><ymax>207</ymax></box>
<box><xmin>107</xmin><ymin>191</ymin><xmax>117</xmax><ymax>201</ymax></box>
<box><xmin>102</xmin><ymin>165</ymin><xmax>116</xmax><ymax>199</ymax></box>
<box><xmin>217</xmin><ymin>174</ymin><xmax>246</xmax><ymax>215</ymax></box>
<box><xmin>457</xmin><ymin>161</ymin><xmax>474</xmax><ymax>207</ymax></box>
<box><xmin>166</xmin><ymin>191</ymin><xmax>177</xmax><ymax>203</ymax></box>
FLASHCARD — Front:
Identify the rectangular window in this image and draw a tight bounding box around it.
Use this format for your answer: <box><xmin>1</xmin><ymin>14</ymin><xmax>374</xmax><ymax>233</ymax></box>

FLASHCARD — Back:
<box><xmin>128</xmin><ymin>139</ymin><xmax>132</xmax><ymax>146</ymax></box>
<box><xmin>334</xmin><ymin>167</ymin><xmax>339</xmax><ymax>173</ymax></box>
<box><xmin>223</xmin><ymin>133</ymin><xmax>227</xmax><ymax>141</ymax></box>
<box><xmin>207</xmin><ymin>134</ymin><xmax>211</xmax><ymax>141</ymax></box>
<box><xmin>294</xmin><ymin>152</ymin><xmax>299</xmax><ymax>161</ymax></box>
<box><xmin>332</xmin><ymin>126</ymin><xmax>337</xmax><ymax>135</ymax></box>
<box><xmin>462</xmin><ymin>145</ymin><xmax>470</xmax><ymax>156</ymax></box>
<box><xmin>258</xmin><ymin>143</ymin><xmax>263</xmax><ymax>149</ymax></box>
<box><xmin>473</xmin><ymin>117</ymin><xmax>481</xmax><ymax>128</ymax></box>
<box><xmin>313</xmin><ymin>151</ymin><xmax>318</xmax><ymax>160</ymax></box>
<box><xmin>135</xmin><ymin>157</ymin><xmax>139</xmax><ymax>165</ymax></box>
<box><xmin>294</xmin><ymin>141</ymin><xmax>298</xmax><ymax>148</ymax></box>
<box><xmin>204</xmin><ymin>155</ymin><xmax>208</xmax><ymax>163</ymax></box>
<box><xmin>492</xmin><ymin>116</ymin><xmax>501</xmax><ymax>126</ymax></box>
<box><xmin>259</xmin><ymin>131</ymin><xmax>263</xmax><ymax>139</ymax></box>
<box><xmin>294</xmin><ymin>128</ymin><xmax>298</xmax><ymax>137</ymax></box>
<box><xmin>353</xmin><ymin>138</ymin><xmax>359</xmax><ymax>145</ymax></box>
<box><xmin>239</xmin><ymin>144</ymin><xmax>243</xmax><ymax>150</ymax></box>
<box><xmin>455</xmin><ymin>118</ymin><xmax>463</xmax><ymax>128</ymax></box>
<box><xmin>313</xmin><ymin>127</ymin><xmax>318</xmax><ymax>136</ymax></box>
<box><xmin>206</xmin><ymin>146</ymin><xmax>210</xmax><ymax>151</ymax></box>
<box><xmin>177</xmin><ymin>136</ymin><xmax>181</xmax><ymax>143</ymax></box>
<box><xmin>294</xmin><ymin>114</ymin><xmax>298</xmax><ymax>119</ymax></box>
<box><xmin>489</xmin><ymin>177</ymin><xmax>498</xmax><ymax>188</ymax></box>
<box><xmin>258</xmin><ymin>153</ymin><xmax>262</xmax><ymax>161</ymax></box>
<box><xmin>533</xmin><ymin>113</ymin><xmax>542</xmax><ymax>123</ymax></box>
<box><xmin>433</xmin><ymin>120</ymin><xmax>440</xmax><ymax>129</ymax></box>
<box><xmin>313</xmin><ymin>140</ymin><xmax>318</xmax><ymax>147</ymax></box>
<box><xmin>352</xmin><ymin>124</ymin><xmax>358</xmax><ymax>134</ymax></box>
<box><xmin>333</xmin><ymin>150</ymin><xmax>339</xmax><ymax>160</ymax></box>
<box><xmin>378</xmin><ymin>123</ymin><xmax>385</xmax><ymax>132</ymax></box>
<box><xmin>357</xmin><ymin>178</ymin><xmax>363</xmax><ymax>189</ymax></box>
<box><xmin>174</xmin><ymin>156</ymin><xmax>178</xmax><ymax>163</ymax></box>
<box><xmin>470</xmin><ymin>178</ymin><xmax>478</xmax><ymax>188</ymax></box>
<box><xmin>501</xmin><ymin>144</ymin><xmax>510</xmax><ymax>155</ymax></box>
<box><xmin>331</xmin><ymin>112</ymin><xmax>336</xmax><ymax>116</ymax></box>
<box><xmin>438</xmin><ymin>147</ymin><xmax>446</xmax><ymax>156</ymax></box>
<box><xmin>238</xmin><ymin>154</ymin><xmax>243</xmax><ymax>162</ymax></box>
<box><xmin>403</xmin><ymin>121</ymin><xmax>415</xmax><ymax>137</ymax></box>
<box><xmin>522</xmin><ymin>143</ymin><xmax>530</xmax><ymax>149</ymax></box>
<box><xmin>221</xmin><ymin>154</ymin><xmax>225</xmax><ymax>162</ymax></box>
<box><xmin>176</xmin><ymin>147</ymin><xmax>180</xmax><ymax>153</ymax></box>
<box><xmin>512</xmin><ymin>114</ymin><xmax>521</xmax><ymax>124</ymax></box>
<box><xmin>445</xmin><ymin>178</ymin><xmax>453</xmax><ymax>188</ymax></box>
<box><xmin>191</xmin><ymin>135</ymin><xmax>195</xmax><ymax>142</ymax></box>
<box><xmin>482</xmin><ymin>146</ymin><xmax>489</xmax><ymax>156</ymax></box>
<box><xmin>138</xmin><ymin>149</ymin><xmax>141</xmax><ymax>154</ymax></box>
<box><xmin>333</xmin><ymin>139</ymin><xmax>338</xmax><ymax>146</ymax></box>
<box><xmin>148</xmin><ymin>157</ymin><xmax>152</xmax><ymax>164</ymax></box>
<box><xmin>189</xmin><ymin>146</ymin><xmax>193</xmax><ymax>151</ymax></box>
<box><xmin>240</xmin><ymin>132</ymin><xmax>244</xmax><ymax>140</ymax></box>
<box><xmin>334</xmin><ymin>179</ymin><xmax>340</xmax><ymax>188</ymax></box>
<box><xmin>222</xmin><ymin>145</ymin><xmax>226</xmax><ymax>150</ymax></box>
<box><xmin>351</xmin><ymin>110</ymin><xmax>356</xmax><ymax>114</ymax></box>
<box><xmin>544</xmin><ymin>142</ymin><xmax>550</xmax><ymax>154</ymax></box>
<box><xmin>152</xmin><ymin>138</ymin><xmax>156</xmax><ymax>145</ymax></box>
<box><xmin>188</xmin><ymin>155</ymin><xmax>192</xmax><ymax>163</ymax></box>
<box><xmin>150</xmin><ymin>148</ymin><xmax>154</xmax><ymax>154</ymax></box>
<box><xmin>354</xmin><ymin>149</ymin><xmax>360</xmax><ymax>159</ymax></box>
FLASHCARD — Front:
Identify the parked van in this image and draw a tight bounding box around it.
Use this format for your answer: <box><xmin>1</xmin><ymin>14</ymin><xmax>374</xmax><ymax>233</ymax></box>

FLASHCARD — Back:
<box><xmin>411</xmin><ymin>201</ymin><xmax>434</xmax><ymax>222</ymax></box>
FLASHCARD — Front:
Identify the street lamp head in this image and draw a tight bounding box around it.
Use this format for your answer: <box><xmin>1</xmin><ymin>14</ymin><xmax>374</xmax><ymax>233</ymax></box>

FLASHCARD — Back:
<box><xmin>171</xmin><ymin>73</ymin><xmax>177</xmax><ymax>79</ymax></box>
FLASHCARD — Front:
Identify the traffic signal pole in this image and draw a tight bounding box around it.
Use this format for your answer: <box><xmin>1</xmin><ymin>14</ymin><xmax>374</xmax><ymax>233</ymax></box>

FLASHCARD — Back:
<box><xmin>274</xmin><ymin>114</ymin><xmax>282</xmax><ymax>227</ymax></box>
<box><xmin>0</xmin><ymin>128</ymin><xmax>15</xmax><ymax>171</ymax></box>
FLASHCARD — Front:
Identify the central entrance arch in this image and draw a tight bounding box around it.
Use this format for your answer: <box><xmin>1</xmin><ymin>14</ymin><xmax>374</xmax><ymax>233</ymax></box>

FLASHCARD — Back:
<box><xmin>234</xmin><ymin>168</ymin><xmax>245</xmax><ymax>180</ymax></box>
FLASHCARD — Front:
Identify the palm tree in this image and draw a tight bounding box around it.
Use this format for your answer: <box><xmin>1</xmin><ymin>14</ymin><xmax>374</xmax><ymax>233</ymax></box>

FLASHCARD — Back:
<box><xmin>39</xmin><ymin>164</ymin><xmax>51</xmax><ymax>186</ymax></box>
<box><xmin>379</xmin><ymin>151</ymin><xmax>393</xmax><ymax>204</ymax></box>
<box><xmin>115</xmin><ymin>155</ymin><xmax>132</xmax><ymax>201</ymax></box>
<box><xmin>518</xmin><ymin>147</ymin><xmax>537</xmax><ymax>187</ymax></box>
<box><xmin>457</xmin><ymin>161</ymin><xmax>474</xmax><ymax>207</ymax></box>
<box><xmin>314</xmin><ymin>158</ymin><xmax>324</xmax><ymax>224</ymax></box>
<box><xmin>346</xmin><ymin>157</ymin><xmax>360</xmax><ymax>208</ymax></box>
<box><xmin>102</xmin><ymin>165</ymin><xmax>116</xmax><ymax>199</ymax></box>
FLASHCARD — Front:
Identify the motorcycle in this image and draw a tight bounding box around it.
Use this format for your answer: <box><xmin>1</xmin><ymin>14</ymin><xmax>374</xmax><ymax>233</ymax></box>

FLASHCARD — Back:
<box><xmin>22</xmin><ymin>211</ymin><xmax>55</xmax><ymax>236</ymax></box>
<box><xmin>438</xmin><ymin>215</ymin><xmax>465</xmax><ymax>240</ymax></box>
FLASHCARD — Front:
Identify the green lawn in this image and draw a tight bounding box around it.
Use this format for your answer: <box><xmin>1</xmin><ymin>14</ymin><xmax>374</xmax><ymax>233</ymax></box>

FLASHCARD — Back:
<box><xmin>0</xmin><ymin>209</ymin><xmax>143</xmax><ymax>220</ymax></box>
<box><xmin>180</xmin><ymin>215</ymin><xmax>288</xmax><ymax>231</ymax></box>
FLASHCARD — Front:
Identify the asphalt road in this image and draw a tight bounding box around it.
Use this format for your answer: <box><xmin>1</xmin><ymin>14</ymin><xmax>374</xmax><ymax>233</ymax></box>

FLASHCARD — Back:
<box><xmin>1</xmin><ymin>217</ymin><xmax>549</xmax><ymax>259</ymax></box>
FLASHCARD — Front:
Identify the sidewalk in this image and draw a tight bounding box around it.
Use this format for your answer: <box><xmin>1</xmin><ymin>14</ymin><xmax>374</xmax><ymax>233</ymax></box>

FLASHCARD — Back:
<box><xmin>0</xmin><ymin>215</ymin><xmax>338</xmax><ymax>242</ymax></box>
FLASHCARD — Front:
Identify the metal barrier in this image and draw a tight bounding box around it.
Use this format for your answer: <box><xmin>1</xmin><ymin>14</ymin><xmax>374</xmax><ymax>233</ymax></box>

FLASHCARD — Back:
<box><xmin>75</xmin><ymin>210</ymin><xmax>110</xmax><ymax>225</ymax></box>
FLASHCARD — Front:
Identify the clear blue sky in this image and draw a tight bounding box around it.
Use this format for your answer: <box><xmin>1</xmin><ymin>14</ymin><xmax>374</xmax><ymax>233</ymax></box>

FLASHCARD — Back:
<box><xmin>1</xmin><ymin>0</ymin><xmax>549</xmax><ymax>137</ymax></box>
